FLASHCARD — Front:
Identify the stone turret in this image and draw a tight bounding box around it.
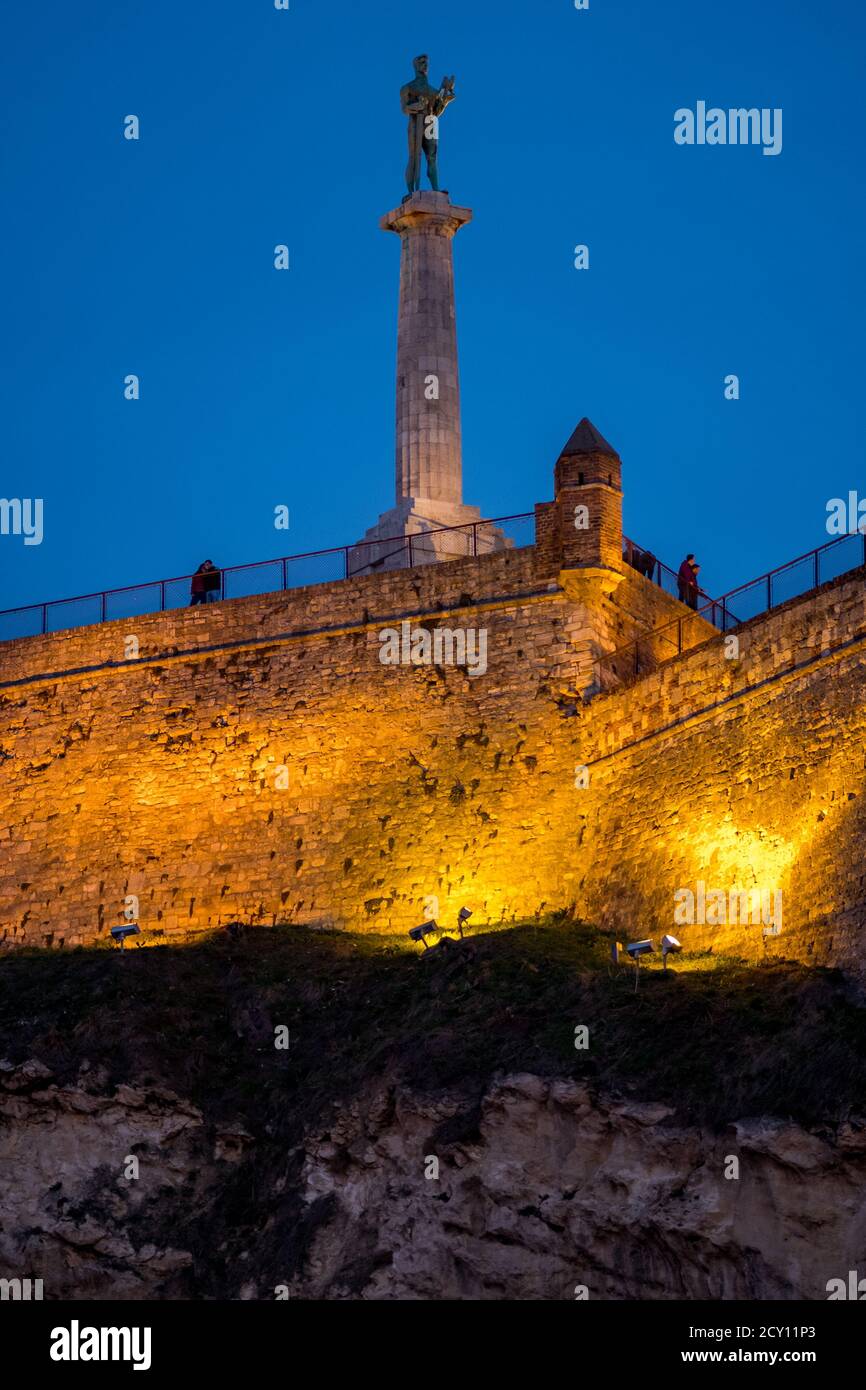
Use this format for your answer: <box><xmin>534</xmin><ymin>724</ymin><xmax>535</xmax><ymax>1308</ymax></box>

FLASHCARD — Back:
<box><xmin>535</xmin><ymin>417</ymin><xmax>624</xmax><ymax>596</ymax></box>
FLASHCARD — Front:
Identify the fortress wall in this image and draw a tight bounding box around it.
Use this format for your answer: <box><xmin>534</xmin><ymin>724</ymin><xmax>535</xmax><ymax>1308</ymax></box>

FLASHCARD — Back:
<box><xmin>0</xmin><ymin>545</ymin><xmax>590</xmax><ymax>948</ymax></box>
<box><xmin>0</xmin><ymin>547</ymin><xmax>544</xmax><ymax>688</ymax></box>
<box><xmin>577</xmin><ymin>567</ymin><xmax>866</xmax><ymax>973</ymax></box>
<box><xmin>4</xmin><ymin>528</ymin><xmax>859</xmax><ymax>962</ymax></box>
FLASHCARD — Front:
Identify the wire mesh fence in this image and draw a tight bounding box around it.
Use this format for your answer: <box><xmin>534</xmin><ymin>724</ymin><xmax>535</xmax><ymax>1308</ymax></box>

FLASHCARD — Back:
<box><xmin>599</xmin><ymin>531</ymin><xmax>866</xmax><ymax>690</ymax></box>
<box><xmin>0</xmin><ymin>514</ymin><xmax>537</xmax><ymax>643</ymax></box>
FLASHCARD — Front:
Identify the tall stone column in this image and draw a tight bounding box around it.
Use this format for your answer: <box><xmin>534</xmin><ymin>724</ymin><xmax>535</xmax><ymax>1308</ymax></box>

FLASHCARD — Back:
<box><xmin>388</xmin><ymin>191</ymin><xmax>470</xmax><ymax>505</ymax></box>
<box><xmin>352</xmin><ymin>191</ymin><xmax>507</xmax><ymax>573</ymax></box>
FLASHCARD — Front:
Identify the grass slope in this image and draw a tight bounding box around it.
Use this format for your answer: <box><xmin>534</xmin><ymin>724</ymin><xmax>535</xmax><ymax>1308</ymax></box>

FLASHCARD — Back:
<box><xmin>1</xmin><ymin>920</ymin><xmax>865</xmax><ymax>1132</ymax></box>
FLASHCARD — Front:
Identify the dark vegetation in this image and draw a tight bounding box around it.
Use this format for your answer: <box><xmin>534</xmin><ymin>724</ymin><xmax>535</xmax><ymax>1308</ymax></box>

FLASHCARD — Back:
<box><xmin>1</xmin><ymin>919</ymin><xmax>865</xmax><ymax>1132</ymax></box>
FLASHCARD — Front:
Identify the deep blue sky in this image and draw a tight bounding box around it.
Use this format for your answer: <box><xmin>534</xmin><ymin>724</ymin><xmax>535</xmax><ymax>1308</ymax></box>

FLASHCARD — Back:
<box><xmin>2</xmin><ymin>0</ymin><xmax>864</xmax><ymax>614</ymax></box>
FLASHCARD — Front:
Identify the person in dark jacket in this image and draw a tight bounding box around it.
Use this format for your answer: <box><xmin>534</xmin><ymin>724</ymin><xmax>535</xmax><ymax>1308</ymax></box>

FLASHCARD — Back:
<box><xmin>677</xmin><ymin>554</ymin><xmax>699</xmax><ymax>608</ymax></box>
<box><xmin>190</xmin><ymin>560</ymin><xmax>221</xmax><ymax>605</ymax></box>
<box><xmin>638</xmin><ymin>549</ymin><xmax>657</xmax><ymax>580</ymax></box>
<box><xmin>689</xmin><ymin>561</ymin><xmax>703</xmax><ymax>610</ymax></box>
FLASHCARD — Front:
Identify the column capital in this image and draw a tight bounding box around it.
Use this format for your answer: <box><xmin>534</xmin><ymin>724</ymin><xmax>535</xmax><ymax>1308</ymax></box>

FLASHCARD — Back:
<box><xmin>381</xmin><ymin>191</ymin><xmax>472</xmax><ymax>237</ymax></box>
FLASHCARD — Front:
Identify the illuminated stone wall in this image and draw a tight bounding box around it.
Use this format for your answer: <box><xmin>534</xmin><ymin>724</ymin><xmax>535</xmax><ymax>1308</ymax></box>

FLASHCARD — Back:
<box><xmin>0</xmin><ymin>543</ymin><xmax>681</xmax><ymax>949</ymax></box>
<box><xmin>577</xmin><ymin>568</ymin><xmax>866</xmax><ymax>974</ymax></box>
<box><xmin>2</xmin><ymin>537</ymin><xmax>863</xmax><ymax>965</ymax></box>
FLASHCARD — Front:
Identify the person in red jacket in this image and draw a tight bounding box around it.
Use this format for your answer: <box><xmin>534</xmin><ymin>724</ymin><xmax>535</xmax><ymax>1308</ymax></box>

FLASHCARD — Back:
<box><xmin>677</xmin><ymin>554</ymin><xmax>699</xmax><ymax>609</ymax></box>
<box><xmin>190</xmin><ymin>560</ymin><xmax>221</xmax><ymax>605</ymax></box>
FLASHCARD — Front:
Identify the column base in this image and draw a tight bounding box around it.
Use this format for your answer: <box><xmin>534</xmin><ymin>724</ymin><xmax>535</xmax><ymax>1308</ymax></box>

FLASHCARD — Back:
<box><xmin>349</xmin><ymin>499</ymin><xmax>510</xmax><ymax>577</ymax></box>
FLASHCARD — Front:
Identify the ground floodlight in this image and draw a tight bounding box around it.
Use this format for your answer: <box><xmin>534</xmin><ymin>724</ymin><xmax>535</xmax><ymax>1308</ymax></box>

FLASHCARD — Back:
<box><xmin>661</xmin><ymin>934</ymin><xmax>682</xmax><ymax>970</ymax></box>
<box><xmin>409</xmin><ymin>922</ymin><xmax>437</xmax><ymax>950</ymax></box>
<box><xmin>457</xmin><ymin>907</ymin><xmax>472</xmax><ymax>937</ymax></box>
<box><xmin>111</xmin><ymin>923</ymin><xmax>141</xmax><ymax>950</ymax></box>
<box><xmin>626</xmin><ymin>939</ymin><xmax>653</xmax><ymax>992</ymax></box>
<box><xmin>626</xmin><ymin>940</ymin><xmax>654</xmax><ymax>960</ymax></box>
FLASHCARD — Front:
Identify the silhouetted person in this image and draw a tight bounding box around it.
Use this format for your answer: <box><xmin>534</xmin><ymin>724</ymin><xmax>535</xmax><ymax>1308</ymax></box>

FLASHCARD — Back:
<box><xmin>690</xmin><ymin>562</ymin><xmax>702</xmax><ymax>610</ymax></box>
<box><xmin>638</xmin><ymin>549</ymin><xmax>657</xmax><ymax>580</ymax></box>
<box><xmin>190</xmin><ymin>560</ymin><xmax>221</xmax><ymax>605</ymax></box>
<box><xmin>624</xmin><ymin>544</ymin><xmax>655</xmax><ymax>579</ymax></box>
<box><xmin>678</xmin><ymin>554</ymin><xmax>699</xmax><ymax>609</ymax></box>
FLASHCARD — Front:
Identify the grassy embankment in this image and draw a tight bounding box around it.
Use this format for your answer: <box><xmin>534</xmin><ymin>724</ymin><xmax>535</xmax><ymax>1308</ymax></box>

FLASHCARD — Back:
<box><xmin>2</xmin><ymin>919</ymin><xmax>865</xmax><ymax>1133</ymax></box>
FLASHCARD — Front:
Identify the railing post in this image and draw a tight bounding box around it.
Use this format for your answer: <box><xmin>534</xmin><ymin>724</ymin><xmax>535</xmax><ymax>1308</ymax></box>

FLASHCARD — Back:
<box><xmin>282</xmin><ymin>558</ymin><xmax>289</xmax><ymax>590</ymax></box>
<box><xmin>408</xmin><ymin>534</ymin><xmax>414</xmax><ymax>568</ymax></box>
<box><xmin>42</xmin><ymin>603</ymin><xmax>47</xmax><ymax>635</ymax></box>
<box><xmin>677</xmin><ymin>618</ymin><xmax>682</xmax><ymax>654</ymax></box>
<box><xmin>101</xmin><ymin>592</ymin><xmax>107</xmax><ymax>622</ymax></box>
<box><xmin>160</xmin><ymin>580</ymin><xmax>166</xmax><ymax>611</ymax></box>
<box><xmin>815</xmin><ymin>549</ymin><xmax>820</xmax><ymax>589</ymax></box>
<box><xmin>472</xmin><ymin>523</ymin><xmax>478</xmax><ymax>557</ymax></box>
<box><xmin>767</xmin><ymin>573</ymin><xmax>772</xmax><ymax>611</ymax></box>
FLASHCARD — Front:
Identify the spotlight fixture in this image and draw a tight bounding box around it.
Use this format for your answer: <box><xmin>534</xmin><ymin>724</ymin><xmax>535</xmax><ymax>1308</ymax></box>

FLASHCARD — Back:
<box><xmin>626</xmin><ymin>938</ymin><xmax>654</xmax><ymax>992</ymax></box>
<box><xmin>408</xmin><ymin>922</ymin><xmax>438</xmax><ymax>950</ymax></box>
<box><xmin>626</xmin><ymin>939</ymin><xmax>654</xmax><ymax>960</ymax></box>
<box><xmin>111</xmin><ymin>923</ymin><xmax>141</xmax><ymax>950</ymax></box>
<box><xmin>661</xmin><ymin>934</ymin><xmax>681</xmax><ymax>971</ymax></box>
<box><xmin>610</xmin><ymin>940</ymin><xmax>624</xmax><ymax>964</ymax></box>
<box><xmin>456</xmin><ymin>907</ymin><xmax>473</xmax><ymax>938</ymax></box>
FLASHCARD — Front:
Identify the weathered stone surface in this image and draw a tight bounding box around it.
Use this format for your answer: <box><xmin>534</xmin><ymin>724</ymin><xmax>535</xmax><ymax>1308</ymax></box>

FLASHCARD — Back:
<box><xmin>287</xmin><ymin>1073</ymin><xmax>866</xmax><ymax>1300</ymax></box>
<box><xmin>577</xmin><ymin>569</ymin><xmax>866</xmax><ymax>974</ymax></box>
<box><xmin>0</xmin><ymin>542</ymin><xmax>687</xmax><ymax>949</ymax></box>
<box><xmin>0</xmin><ymin>1062</ymin><xmax>202</xmax><ymax>1299</ymax></box>
<box><xmin>3</xmin><ymin>1063</ymin><xmax>861</xmax><ymax>1300</ymax></box>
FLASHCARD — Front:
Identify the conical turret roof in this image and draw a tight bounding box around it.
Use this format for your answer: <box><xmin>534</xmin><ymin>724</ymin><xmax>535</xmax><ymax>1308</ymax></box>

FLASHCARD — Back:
<box><xmin>560</xmin><ymin>418</ymin><xmax>620</xmax><ymax>461</ymax></box>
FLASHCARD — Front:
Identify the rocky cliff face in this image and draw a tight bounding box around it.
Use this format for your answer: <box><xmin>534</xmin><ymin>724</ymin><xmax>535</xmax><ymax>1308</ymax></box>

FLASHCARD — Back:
<box><xmin>3</xmin><ymin>1060</ymin><xmax>863</xmax><ymax>1301</ymax></box>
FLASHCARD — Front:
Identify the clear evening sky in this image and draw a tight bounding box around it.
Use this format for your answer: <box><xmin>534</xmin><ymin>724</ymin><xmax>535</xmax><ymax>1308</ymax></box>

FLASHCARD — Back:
<box><xmin>2</xmin><ymin>0</ymin><xmax>864</xmax><ymax>612</ymax></box>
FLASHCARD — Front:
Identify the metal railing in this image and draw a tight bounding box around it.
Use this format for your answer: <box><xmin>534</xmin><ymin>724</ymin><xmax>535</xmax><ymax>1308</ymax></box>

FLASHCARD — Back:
<box><xmin>622</xmin><ymin>539</ymin><xmax>698</xmax><ymax>603</ymax></box>
<box><xmin>599</xmin><ymin>530</ymin><xmax>866</xmax><ymax>689</ymax></box>
<box><xmin>0</xmin><ymin>513</ymin><xmax>537</xmax><ymax>643</ymax></box>
<box><xmin>8</xmin><ymin>508</ymin><xmax>854</xmax><ymax>660</ymax></box>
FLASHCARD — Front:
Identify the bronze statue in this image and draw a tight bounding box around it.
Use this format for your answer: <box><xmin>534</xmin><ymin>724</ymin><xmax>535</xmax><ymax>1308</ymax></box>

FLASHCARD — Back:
<box><xmin>401</xmin><ymin>55</ymin><xmax>456</xmax><ymax>195</ymax></box>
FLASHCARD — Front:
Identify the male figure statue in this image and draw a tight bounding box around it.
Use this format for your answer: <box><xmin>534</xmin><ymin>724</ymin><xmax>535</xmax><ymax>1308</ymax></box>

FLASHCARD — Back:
<box><xmin>401</xmin><ymin>55</ymin><xmax>456</xmax><ymax>195</ymax></box>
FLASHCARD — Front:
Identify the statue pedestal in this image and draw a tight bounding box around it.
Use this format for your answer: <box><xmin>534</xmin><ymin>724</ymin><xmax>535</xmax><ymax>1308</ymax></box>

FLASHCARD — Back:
<box><xmin>349</xmin><ymin>498</ymin><xmax>509</xmax><ymax>577</ymax></box>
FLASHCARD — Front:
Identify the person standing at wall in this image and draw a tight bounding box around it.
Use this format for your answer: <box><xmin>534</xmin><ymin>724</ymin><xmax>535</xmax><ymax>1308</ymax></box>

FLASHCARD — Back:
<box><xmin>689</xmin><ymin>561</ymin><xmax>702</xmax><ymax>610</ymax></box>
<box><xmin>677</xmin><ymin>554</ymin><xmax>698</xmax><ymax>607</ymax></box>
<box><xmin>190</xmin><ymin>560</ymin><xmax>221</xmax><ymax>605</ymax></box>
